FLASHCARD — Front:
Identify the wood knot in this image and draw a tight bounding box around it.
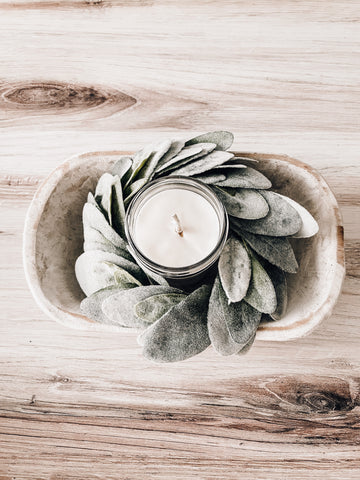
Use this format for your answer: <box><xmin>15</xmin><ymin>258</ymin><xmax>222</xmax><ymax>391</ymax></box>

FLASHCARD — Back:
<box><xmin>262</xmin><ymin>376</ymin><xmax>358</xmax><ymax>414</ymax></box>
<box><xmin>0</xmin><ymin>81</ymin><xmax>136</xmax><ymax>113</ymax></box>
<box><xmin>297</xmin><ymin>391</ymin><xmax>351</xmax><ymax>413</ymax></box>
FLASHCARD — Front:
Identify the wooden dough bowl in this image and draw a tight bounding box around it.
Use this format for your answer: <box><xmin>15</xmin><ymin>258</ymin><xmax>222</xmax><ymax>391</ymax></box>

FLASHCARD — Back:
<box><xmin>23</xmin><ymin>151</ymin><xmax>345</xmax><ymax>341</ymax></box>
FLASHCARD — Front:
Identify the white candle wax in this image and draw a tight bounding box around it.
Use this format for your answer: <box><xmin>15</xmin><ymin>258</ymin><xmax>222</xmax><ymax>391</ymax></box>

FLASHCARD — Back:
<box><xmin>133</xmin><ymin>188</ymin><xmax>220</xmax><ymax>268</ymax></box>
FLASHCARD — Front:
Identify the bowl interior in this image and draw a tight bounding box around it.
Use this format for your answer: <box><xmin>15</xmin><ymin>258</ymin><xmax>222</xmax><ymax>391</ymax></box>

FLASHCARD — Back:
<box><xmin>23</xmin><ymin>151</ymin><xmax>344</xmax><ymax>339</ymax></box>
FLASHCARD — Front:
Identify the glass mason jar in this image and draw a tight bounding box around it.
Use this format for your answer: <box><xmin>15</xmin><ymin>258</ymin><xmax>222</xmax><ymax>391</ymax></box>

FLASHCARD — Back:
<box><xmin>125</xmin><ymin>176</ymin><xmax>229</xmax><ymax>291</ymax></box>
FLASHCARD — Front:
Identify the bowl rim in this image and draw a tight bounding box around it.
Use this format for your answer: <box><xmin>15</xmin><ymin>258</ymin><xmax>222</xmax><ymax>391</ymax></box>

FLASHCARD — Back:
<box><xmin>23</xmin><ymin>150</ymin><xmax>345</xmax><ymax>340</ymax></box>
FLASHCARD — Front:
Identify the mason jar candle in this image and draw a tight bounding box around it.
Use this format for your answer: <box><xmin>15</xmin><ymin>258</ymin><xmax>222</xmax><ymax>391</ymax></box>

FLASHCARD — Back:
<box><xmin>125</xmin><ymin>176</ymin><xmax>229</xmax><ymax>290</ymax></box>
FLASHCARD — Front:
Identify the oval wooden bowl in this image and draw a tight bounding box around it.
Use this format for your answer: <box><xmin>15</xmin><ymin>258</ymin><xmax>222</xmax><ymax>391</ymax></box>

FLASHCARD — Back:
<box><xmin>23</xmin><ymin>151</ymin><xmax>345</xmax><ymax>341</ymax></box>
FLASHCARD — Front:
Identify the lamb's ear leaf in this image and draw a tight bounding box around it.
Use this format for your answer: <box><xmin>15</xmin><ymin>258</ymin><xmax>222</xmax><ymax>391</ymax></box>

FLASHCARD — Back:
<box><xmin>207</xmin><ymin>277</ymin><xmax>243</xmax><ymax>356</ymax></box>
<box><xmin>140</xmin><ymin>285</ymin><xmax>212</xmax><ymax>363</ymax></box>
<box><xmin>277</xmin><ymin>194</ymin><xmax>319</xmax><ymax>238</ymax></box>
<box><xmin>83</xmin><ymin>202</ymin><xmax>128</xmax><ymax>250</ymax></box>
<box><xmin>225</xmin><ymin>299</ymin><xmax>261</xmax><ymax>345</ymax></box>
<box><xmin>123</xmin><ymin>178</ymin><xmax>148</xmax><ymax>206</ymax></box>
<box><xmin>207</xmin><ymin>278</ymin><xmax>238</xmax><ymax>356</ymax></box>
<box><xmin>155</xmin><ymin>139</ymin><xmax>186</xmax><ymax>170</ymax></box>
<box><xmin>244</xmin><ymin>254</ymin><xmax>277</xmax><ymax>314</ymax></box>
<box><xmin>83</xmin><ymin>221</ymin><xmax>132</xmax><ymax>260</ymax></box>
<box><xmin>231</xmin><ymin>190</ymin><xmax>302</xmax><ymax>237</ymax></box>
<box><xmin>87</xmin><ymin>191</ymin><xmax>100</xmax><ymax>207</ymax></box>
<box><xmin>185</xmin><ymin>131</ymin><xmax>234</xmax><ymax>151</ymax></box>
<box><xmin>124</xmin><ymin>143</ymin><xmax>154</xmax><ymax>188</ymax></box>
<box><xmin>136</xmin><ymin>139</ymin><xmax>172</xmax><ymax>182</ymax></box>
<box><xmin>193</xmin><ymin>172</ymin><xmax>227</xmax><ymax>184</ymax></box>
<box><xmin>207</xmin><ymin>277</ymin><xmax>260</xmax><ymax>356</ymax></box>
<box><xmin>214</xmin><ymin>187</ymin><xmax>269</xmax><ymax>220</ymax></box>
<box><xmin>263</xmin><ymin>262</ymin><xmax>288</xmax><ymax>320</ymax></box>
<box><xmin>234</xmin><ymin>228</ymin><xmax>298</xmax><ymax>273</ymax></box>
<box><xmin>111</xmin><ymin>175</ymin><xmax>126</xmax><ymax>238</ymax></box>
<box><xmin>218</xmin><ymin>236</ymin><xmax>251</xmax><ymax>303</ymax></box>
<box><xmin>169</xmin><ymin>150</ymin><xmax>234</xmax><ymax>177</ymax></box>
<box><xmin>214</xmin><ymin>166</ymin><xmax>271</xmax><ymax>189</ymax></box>
<box><xmin>102</xmin><ymin>286</ymin><xmax>183</xmax><ymax>329</ymax></box>
<box><xmin>135</xmin><ymin>293</ymin><xmax>187</xmax><ymax>324</ymax></box>
<box><xmin>75</xmin><ymin>251</ymin><xmax>146</xmax><ymax>297</ymax></box>
<box><xmin>111</xmin><ymin>156</ymin><xmax>132</xmax><ymax>181</ymax></box>
<box><xmin>156</xmin><ymin>143</ymin><xmax>215</xmax><ymax>174</ymax></box>
<box><xmin>236</xmin><ymin>332</ymin><xmax>256</xmax><ymax>355</ymax></box>
<box><xmin>94</xmin><ymin>173</ymin><xmax>115</xmax><ymax>224</ymax></box>
<box><xmin>80</xmin><ymin>286</ymin><xmax>130</xmax><ymax>326</ymax></box>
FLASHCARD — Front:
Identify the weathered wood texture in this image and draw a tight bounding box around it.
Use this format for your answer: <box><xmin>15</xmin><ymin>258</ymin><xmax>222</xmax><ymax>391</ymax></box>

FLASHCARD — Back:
<box><xmin>0</xmin><ymin>1</ymin><xmax>359</xmax><ymax>479</ymax></box>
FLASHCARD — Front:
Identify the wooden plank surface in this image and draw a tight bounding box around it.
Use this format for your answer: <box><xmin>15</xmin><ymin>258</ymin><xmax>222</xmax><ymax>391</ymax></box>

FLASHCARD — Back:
<box><xmin>0</xmin><ymin>1</ymin><xmax>359</xmax><ymax>478</ymax></box>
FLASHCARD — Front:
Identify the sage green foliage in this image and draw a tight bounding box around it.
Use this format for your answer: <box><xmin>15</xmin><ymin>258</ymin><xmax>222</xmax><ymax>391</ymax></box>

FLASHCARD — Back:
<box><xmin>75</xmin><ymin>130</ymin><xmax>321</xmax><ymax>362</ymax></box>
<box><xmin>244</xmin><ymin>254</ymin><xmax>277</xmax><ymax>314</ymax></box>
<box><xmin>83</xmin><ymin>221</ymin><xmax>130</xmax><ymax>258</ymax></box>
<box><xmin>185</xmin><ymin>130</ymin><xmax>234</xmax><ymax>151</ymax></box>
<box><xmin>235</xmin><ymin>228</ymin><xmax>298</xmax><ymax>273</ymax></box>
<box><xmin>156</xmin><ymin>142</ymin><xmax>216</xmax><ymax>174</ymax></box>
<box><xmin>136</xmin><ymin>139</ymin><xmax>172</xmax><ymax>182</ymax></box>
<box><xmin>111</xmin><ymin>156</ymin><xmax>132</xmax><ymax>180</ymax></box>
<box><xmin>236</xmin><ymin>333</ymin><xmax>256</xmax><ymax>355</ymax></box>
<box><xmin>91</xmin><ymin>174</ymin><xmax>128</xmax><ymax>241</ymax></box>
<box><xmin>155</xmin><ymin>139</ymin><xmax>186</xmax><ymax>170</ymax></box>
<box><xmin>215</xmin><ymin>166</ymin><xmax>272</xmax><ymax>189</ymax></box>
<box><xmin>135</xmin><ymin>293</ymin><xmax>186</xmax><ymax>323</ymax></box>
<box><xmin>225</xmin><ymin>299</ymin><xmax>261</xmax><ymax>345</ymax></box>
<box><xmin>102</xmin><ymin>286</ymin><xmax>184</xmax><ymax>329</ymax></box>
<box><xmin>207</xmin><ymin>278</ymin><xmax>260</xmax><ymax>356</ymax></box>
<box><xmin>263</xmin><ymin>262</ymin><xmax>288</xmax><ymax>320</ymax></box>
<box><xmin>232</xmin><ymin>190</ymin><xmax>302</xmax><ymax>237</ymax></box>
<box><xmin>82</xmin><ymin>203</ymin><xmax>129</xmax><ymax>252</ymax></box>
<box><xmin>124</xmin><ymin>140</ymin><xmax>171</xmax><ymax>190</ymax></box>
<box><xmin>110</xmin><ymin>176</ymin><xmax>126</xmax><ymax>238</ymax></box>
<box><xmin>193</xmin><ymin>172</ymin><xmax>227</xmax><ymax>184</ymax></box>
<box><xmin>169</xmin><ymin>150</ymin><xmax>234</xmax><ymax>177</ymax></box>
<box><xmin>95</xmin><ymin>173</ymin><xmax>115</xmax><ymax>224</ymax></box>
<box><xmin>214</xmin><ymin>187</ymin><xmax>269</xmax><ymax>220</ymax></box>
<box><xmin>207</xmin><ymin>277</ymin><xmax>244</xmax><ymax>356</ymax></box>
<box><xmin>218</xmin><ymin>236</ymin><xmax>251</xmax><ymax>303</ymax></box>
<box><xmin>80</xmin><ymin>286</ymin><xmax>130</xmax><ymax>326</ymax></box>
<box><xmin>141</xmin><ymin>285</ymin><xmax>212</xmax><ymax>363</ymax></box>
<box><xmin>75</xmin><ymin>250</ymin><xmax>146</xmax><ymax>297</ymax></box>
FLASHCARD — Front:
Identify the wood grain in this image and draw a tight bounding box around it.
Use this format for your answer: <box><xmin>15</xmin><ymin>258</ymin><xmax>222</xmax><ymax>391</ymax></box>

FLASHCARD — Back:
<box><xmin>0</xmin><ymin>1</ymin><xmax>359</xmax><ymax>478</ymax></box>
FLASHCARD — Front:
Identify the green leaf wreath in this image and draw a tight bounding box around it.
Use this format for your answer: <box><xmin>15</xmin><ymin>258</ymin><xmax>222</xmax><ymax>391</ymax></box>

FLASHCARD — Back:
<box><xmin>75</xmin><ymin>131</ymin><xmax>318</xmax><ymax>362</ymax></box>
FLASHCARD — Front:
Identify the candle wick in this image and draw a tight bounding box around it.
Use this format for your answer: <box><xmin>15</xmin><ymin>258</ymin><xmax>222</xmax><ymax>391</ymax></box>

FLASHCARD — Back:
<box><xmin>171</xmin><ymin>214</ymin><xmax>183</xmax><ymax>237</ymax></box>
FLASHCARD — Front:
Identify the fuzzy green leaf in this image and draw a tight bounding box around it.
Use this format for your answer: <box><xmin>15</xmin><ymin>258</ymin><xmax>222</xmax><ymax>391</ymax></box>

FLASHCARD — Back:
<box><xmin>80</xmin><ymin>286</ymin><xmax>131</xmax><ymax>326</ymax></box>
<box><xmin>235</xmin><ymin>228</ymin><xmax>298</xmax><ymax>273</ymax></box>
<box><xmin>214</xmin><ymin>166</ymin><xmax>272</xmax><ymax>189</ymax></box>
<box><xmin>218</xmin><ymin>237</ymin><xmax>251</xmax><ymax>303</ymax></box>
<box><xmin>232</xmin><ymin>190</ymin><xmax>302</xmax><ymax>237</ymax></box>
<box><xmin>102</xmin><ymin>286</ymin><xmax>183</xmax><ymax>329</ymax></box>
<box><xmin>244</xmin><ymin>255</ymin><xmax>277</xmax><ymax>314</ymax></box>
<box><xmin>135</xmin><ymin>293</ymin><xmax>186</xmax><ymax>324</ymax></box>
<box><xmin>156</xmin><ymin>143</ymin><xmax>215</xmax><ymax>174</ymax></box>
<box><xmin>279</xmin><ymin>194</ymin><xmax>319</xmax><ymax>238</ymax></box>
<box><xmin>185</xmin><ymin>131</ymin><xmax>234</xmax><ymax>151</ymax></box>
<box><xmin>170</xmin><ymin>150</ymin><xmax>234</xmax><ymax>177</ymax></box>
<box><xmin>82</xmin><ymin>203</ymin><xmax>129</xmax><ymax>252</ymax></box>
<box><xmin>75</xmin><ymin>250</ymin><xmax>146</xmax><ymax>296</ymax></box>
<box><xmin>140</xmin><ymin>285</ymin><xmax>212</xmax><ymax>363</ymax></box>
<box><xmin>207</xmin><ymin>278</ymin><xmax>243</xmax><ymax>356</ymax></box>
<box><xmin>214</xmin><ymin>187</ymin><xmax>269</xmax><ymax>220</ymax></box>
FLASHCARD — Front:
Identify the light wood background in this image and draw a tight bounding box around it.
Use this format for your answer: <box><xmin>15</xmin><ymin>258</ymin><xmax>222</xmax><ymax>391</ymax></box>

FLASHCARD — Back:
<box><xmin>0</xmin><ymin>1</ymin><xmax>359</xmax><ymax>478</ymax></box>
